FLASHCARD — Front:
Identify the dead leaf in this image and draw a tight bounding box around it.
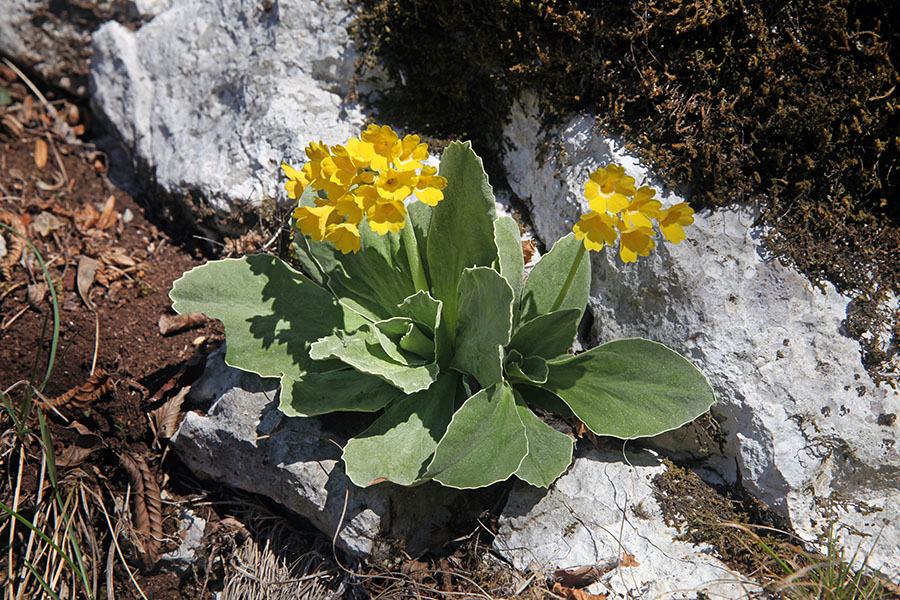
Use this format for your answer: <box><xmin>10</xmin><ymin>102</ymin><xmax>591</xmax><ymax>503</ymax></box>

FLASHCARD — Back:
<box><xmin>522</xmin><ymin>238</ymin><xmax>536</xmax><ymax>264</ymax></box>
<box><xmin>158</xmin><ymin>312</ymin><xmax>207</xmax><ymax>336</ymax></box>
<box><xmin>119</xmin><ymin>453</ymin><xmax>163</xmax><ymax>570</ymax></box>
<box><xmin>620</xmin><ymin>553</ymin><xmax>640</xmax><ymax>568</ymax></box>
<box><xmin>100</xmin><ymin>247</ymin><xmax>136</xmax><ymax>269</ymax></box>
<box><xmin>96</xmin><ymin>195</ymin><xmax>117</xmax><ymax>230</ymax></box>
<box><xmin>150</xmin><ymin>386</ymin><xmax>189</xmax><ymax>441</ymax></box>
<box><xmin>77</xmin><ymin>255</ymin><xmax>100</xmax><ymax>310</ymax></box>
<box><xmin>73</xmin><ymin>202</ymin><xmax>100</xmax><ymax>233</ymax></box>
<box><xmin>41</xmin><ymin>369</ymin><xmax>113</xmax><ymax>412</ymax></box>
<box><xmin>31</xmin><ymin>211</ymin><xmax>66</xmax><ymax>237</ymax></box>
<box><xmin>56</xmin><ymin>422</ymin><xmax>103</xmax><ymax>467</ymax></box>
<box><xmin>34</xmin><ymin>138</ymin><xmax>48</xmax><ymax>168</ymax></box>
<box><xmin>0</xmin><ymin>210</ymin><xmax>26</xmax><ymax>280</ymax></box>
<box><xmin>552</xmin><ymin>582</ymin><xmax>608</xmax><ymax>600</ymax></box>
<box><xmin>26</xmin><ymin>282</ymin><xmax>47</xmax><ymax>308</ymax></box>
<box><xmin>554</xmin><ymin>565</ymin><xmax>603</xmax><ymax>588</ymax></box>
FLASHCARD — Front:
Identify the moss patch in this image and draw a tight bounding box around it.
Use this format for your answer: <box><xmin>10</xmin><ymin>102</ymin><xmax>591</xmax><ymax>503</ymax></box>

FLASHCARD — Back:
<box><xmin>353</xmin><ymin>0</ymin><xmax>900</xmax><ymax>382</ymax></box>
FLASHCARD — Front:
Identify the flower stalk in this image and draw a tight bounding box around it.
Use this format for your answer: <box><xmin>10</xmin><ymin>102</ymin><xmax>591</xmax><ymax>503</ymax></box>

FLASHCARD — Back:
<box><xmin>551</xmin><ymin>243</ymin><xmax>586</xmax><ymax>312</ymax></box>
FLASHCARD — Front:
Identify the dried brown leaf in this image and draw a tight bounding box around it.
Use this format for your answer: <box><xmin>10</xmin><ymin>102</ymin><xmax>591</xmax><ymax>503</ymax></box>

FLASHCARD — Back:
<box><xmin>620</xmin><ymin>552</ymin><xmax>640</xmax><ymax>568</ymax></box>
<box><xmin>33</xmin><ymin>138</ymin><xmax>48</xmax><ymax>168</ymax></box>
<box><xmin>42</xmin><ymin>369</ymin><xmax>113</xmax><ymax>411</ymax></box>
<box><xmin>73</xmin><ymin>202</ymin><xmax>100</xmax><ymax>233</ymax></box>
<box><xmin>150</xmin><ymin>386</ymin><xmax>189</xmax><ymax>440</ymax></box>
<box><xmin>158</xmin><ymin>312</ymin><xmax>207</xmax><ymax>336</ymax></box>
<box><xmin>0</xmin><ymin>210</ymin><xmax>26</xmax><ymax>280</ymax></box>
<box><xmin>119</xmin><ymin>453</ymin><xmax>163</xmax><ymax>569</ymax></box>
<box><xmin>77</xmin><ymin>255</ymin><xmax>100</xmax><ymax>310</ymax></box>
<box><xmin>522</xmin><ymin>238</ymin><xmax>536</xmax><ymax>264</ymax></box>
<box><xmin>31</xmin><ymin>211</ymin><xmax>66</xmax><ymax>237</ymax></box>
<box><xmin>2</xmin><ymin>114</ymin><xmax>24</xmax><ymax>137</ymax></box>
<box><xmin>100</xmin><ymin>247</ymin><xmax>136</xmax><ymax>269</ymax></box>
<box><xmin>554</xmin><ymin>565</ymin><xmax>604</xmax><ymax>588</ymax></box>
<box><xmin>56</xmin><ymin>422</ymin><xmax>102</xmax><ymax>467</ymax></box>
<box><xmin>96</xmin><ymin>195</ymin><xmax>117</xmax><ymax>230</ymax></box>
<box><xmin>552</xmin><ymin>583</ymin><xmax>608</xmax><ymax>600</ymax></box>
<box><xmin>26</xmin><ymin>282</ymin><xmax>47</xmax><ymax>308</ymax></box>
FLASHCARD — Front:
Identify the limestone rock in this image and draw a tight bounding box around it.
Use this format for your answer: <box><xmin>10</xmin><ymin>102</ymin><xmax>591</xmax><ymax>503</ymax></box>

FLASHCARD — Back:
<box><xmin>171</xmin><ymin>349</ymin><xmax>479</xmax><ymax>557</ymax></box>
<box><xmin>88</xmin><ymin>0</ymin><xmax>365</xmax><ymax>232</ymax></box>
<box><xmin>502</xmin><ymin>92</ymin><xmax>900</xmax><ymax>578</ymax></box>
<box><xmin>494</xmin><ymin>447</ymin><xmax>759</xmax><ymax>599</ymax></box>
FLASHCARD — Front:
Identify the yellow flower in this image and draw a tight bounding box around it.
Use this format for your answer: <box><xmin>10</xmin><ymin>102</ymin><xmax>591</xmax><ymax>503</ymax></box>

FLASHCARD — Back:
<box><xmin>375</xmin><ymin>167</ymin><xmax>419</xmax><ymax>201</ymax></box>
<box><xmin>367</xmin><ymin>199</ymin><xmax>407</xmax><ymax>235</ymax></box>
<box><xmin>584</xmin><ymin>165</ymin><xmax>636</xmax><ymax>214</ymax></box>
<box><xmin>397</xmin><ymin>134</ymin><xmax>429</xmax><ymax>168</ymax></box>
<box><xmin>293</xmin><ymin>205</ymin><xmax>341</xmax><ymax>242</ymax></box>
<box><xmin>281</xmin><ymin>163</ymin><xmax>308</xmax><ymax>199</ymax></box>
<box><xmin>621</xmin><ymin>185</ymin><xmax>662</xmax><ymax>229</ymax></box>
<box><xmin>573</xmin><ymin>211</ymin><xmax>619</xmax><ymax>251</ymax></box>
<box><xmin>616</xmin><ymin>220</ymin><xmax>656</xmax><ymax>263</ymax></box>
<box><xmin>325</xmin><ymin>222</ymin><xmax>361</xmax><ymax>254</ymax></box>
<box><xmin>658</xmin><ymin>202</ymin><xmax>695</xmax><ymax>244</ymax></box>
<box><xmin>413</xmin><ymin>166</ymin><xmax>447</xmax><ymax>206</ymax></box>
<box><xmin>334</xmin><ymin>191</ymin><xmax>366</xmax><ymax>224</ymax></box>
<box><xmin>305</xmin><ymin>140</ymin><xmax>330</xmax><ymax>162</ymax></box>
<box><xmin>359</xmin><ymin>124</ymin><xmax>401</xmax><ymax>171</ymax></box>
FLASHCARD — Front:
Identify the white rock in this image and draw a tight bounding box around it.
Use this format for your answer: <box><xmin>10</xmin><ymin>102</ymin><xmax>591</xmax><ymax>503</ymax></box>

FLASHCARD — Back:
<box><xmin>160</xmin><ymin>508</ymin><xmax>207</xmax><ymax>572</ymax></box>
<box><xmin>89</xmin><ymin>0</ymin><xmax>365</xmax><ymax>228</ymax></box>
<box><xmin>171</xmin><ymin>348</ymin><xmax>479</xmax><ymax>558</ymax></box>
<box><xmin>494</xmin><ymin>447</ymin><xmax>760</xmax><ymax>599</ymax></box>
<box><xmin>502</xmin><ymin>92</ymin><xmax>900</xmax><ymax>578</ymax></box>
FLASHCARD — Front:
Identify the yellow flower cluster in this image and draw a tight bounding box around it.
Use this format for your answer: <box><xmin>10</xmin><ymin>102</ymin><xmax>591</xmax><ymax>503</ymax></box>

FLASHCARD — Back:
<box><xmin>282</xmin><ymin>125</ymin><xmax>448</xmax><ymax>254</ymax></box>
<box><xmin>572</xmin><ymin>165</ymin><xmax>695</xmax><ymax>262</ymax></box>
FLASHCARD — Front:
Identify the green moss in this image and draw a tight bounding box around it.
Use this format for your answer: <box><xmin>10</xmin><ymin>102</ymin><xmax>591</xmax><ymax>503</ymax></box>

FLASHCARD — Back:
<box><xmin>353</xmin><ymin>0</ymin><xmax>899</xmax><ymax>382</ymax></box>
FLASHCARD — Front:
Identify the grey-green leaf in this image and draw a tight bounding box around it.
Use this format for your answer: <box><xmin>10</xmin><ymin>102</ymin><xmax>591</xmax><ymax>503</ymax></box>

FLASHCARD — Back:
<box><xmin>513</xmin><ymin>392</ymin><xmax>574</xmax><ymax>488</ymax></box>
<box><xmin>427</xmin><ymin>141</ymin><xmax>498</xmax><ymax>336</ymax></box>
<box><xmin>521</xmin><ymin>233</ymin><xmax>590</xmax><ymax>323</ymax></box>
<box><xmin>280</xmin><ymin>370</ymin><xmax>404</xmax><ymax>417</ymax></box>
<box><xmin>342</xmin><ymin>373</ymin><xmax>458</xmax><ymax>487</ymax></box>
<box><xmin>543</xmin><ymin>338</ymin><xmax>716</xmax><ymax>438</ymax></box>
<box><xmin>509</xmin><ymin>309</ymin><xmax>581</xmax><ymax>360</ymax></box>
<box><xmin>170</xmin><ymin>255</ymin><xmax>342</xmax><ymax>377</ymax></box>
<box><xmin>426</xmin><ymin>382</ymin><xmax>527</xmax><ymax>489</ymax></box>
<box><xmin>493</xmin><ymin>215</ymin><xmax>525</xmax><ymax>308</ymax></box>
<box><xmin>451</xmin><ymin>267</ymin><xmax>514</xmax><ymax>388</ymax></box>
<box><xmin>309</xmin><ymin>324</ymin><xmax>438</xmax><ymax>394</ymax></box>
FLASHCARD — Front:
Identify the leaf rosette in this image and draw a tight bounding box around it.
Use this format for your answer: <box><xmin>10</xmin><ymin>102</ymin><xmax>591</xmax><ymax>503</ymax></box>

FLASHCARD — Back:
<box><xmin>170</xmin><ymin>135</ymin><xmax>715</xmax><ymax>489</ymax></box>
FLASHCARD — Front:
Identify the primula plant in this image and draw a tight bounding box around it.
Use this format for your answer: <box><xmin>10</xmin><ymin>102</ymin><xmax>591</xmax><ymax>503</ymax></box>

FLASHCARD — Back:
<box><xmin>170</xmin><ymin>125</ymin><xmax>715</xmax><ymax>489</ymax></box>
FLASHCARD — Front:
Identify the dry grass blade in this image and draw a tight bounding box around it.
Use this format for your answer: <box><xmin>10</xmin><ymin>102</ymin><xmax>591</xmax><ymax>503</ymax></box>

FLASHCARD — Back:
<box><xmin>149</xmin><ymin>386</ymin><xmax>189</xmax><ymax>442</ymax></box>
<box><xmin>118</xmin><ymin>453</ymin><xmax>163</xmax><ymax>570</ymax></box>
<box><xmin>0</xmin><ymin>210</ymin><xmax>26</xmax><ymax>280</ymax></box>
<box><xmin>40</xmin><ymin>369</ymin><xmax>112</xmax><ymax>413</ymax></box>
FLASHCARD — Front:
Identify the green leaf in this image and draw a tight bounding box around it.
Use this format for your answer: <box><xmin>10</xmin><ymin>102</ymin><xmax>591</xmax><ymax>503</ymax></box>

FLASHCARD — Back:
<box><xmin>426</xmin><ymin>382</ymin><xmax>527</xmax><ymax>488</ymax></box>
<box><xmin>451</xmin><ymin>267</ymin><xmax>514</xmax><ymax>388</ymax></box>
<box><xmin>397</xmin><ymin>290</ymin><xmax>451</xmax><ymax>366</ymax></box>
<box><xmin>0</xmin><ymin>86</ymin><xmax>11</xmax><ymax>107</ymax></box>
<box><xmin>506</xmin><ymin>354</ymin><xmax>549</xmax><ymax>385</ymax></box>
<box><xmin>309</xmin><ymin>323</ymin><xmax>438</xmax><ymax>394</ymax></box>
<box><xmin>170</xmin><ymin>255</ymin><xmax>343</xmax><ymax>377</ymax></box>
<box><xmin>516</xmin><ymin>384</ymin><xmax>574</xmax><ymax>418</ymax></box>
<box><xmin>509</xmin><ymin>309</ymin><xmax>581</xmax><ymax>360</ymax></box>
<box><xmin>342</xmin><ymin>373</ymin><xmax>458</xmax><ymax>486</ymax></box>
<box><xmin>427</xmin><ymin>141</ymin><xmax>498</xmax><ymax>336</ymax></box>
<box><xmin>542</xmin><ymin>338</ymin><xmax>716</xmax><ymax>438</ymax></box>
<box><xmin>513</xmin><ymin>392</ymin><xmax>574</xmax><ymax>488</ymax></box>
<box><xmin>280</xmin><ymin>370</ymin><xmax>404</xmax><ymax>417</ymax></box>
<box><xmin>493</xmin><ymin>215</ymin><xmax>525</xmax><ymax>308</ymax></box>
<box><xmin>521</xmin><ymin>233</ymin><xmax>590</xmax><ymax>323</ymax></box>
<box><xmin>293</xmin><ymin>189</ymin><xmax>417</xmax><ymax>321</ymax></box>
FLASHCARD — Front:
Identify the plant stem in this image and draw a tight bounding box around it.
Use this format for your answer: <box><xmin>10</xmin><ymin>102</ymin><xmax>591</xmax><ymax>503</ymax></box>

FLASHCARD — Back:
<box><xmin>550</xmin><ymin>243</ymin><xmax>586</xmax><ymax>312</ymax></box>
<box><xmin>401</xmin><ymin>214</ymin><xmax>428</xmax><ymax>293</ymax></box>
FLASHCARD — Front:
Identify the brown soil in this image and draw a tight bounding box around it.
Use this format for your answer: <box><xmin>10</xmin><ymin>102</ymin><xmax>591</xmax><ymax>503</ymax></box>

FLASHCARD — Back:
<box><xmin>0</xmin><ymin>63</ymin><xmax>226</xmax><ymax>599</ymax></box>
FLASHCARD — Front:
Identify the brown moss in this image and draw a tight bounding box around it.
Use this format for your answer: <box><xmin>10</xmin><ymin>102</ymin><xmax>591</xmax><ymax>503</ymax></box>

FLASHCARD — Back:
<box><xmin>353</xmin><ymin>0</ymin><xmax>900</xmax><ymax>382</ymax></box>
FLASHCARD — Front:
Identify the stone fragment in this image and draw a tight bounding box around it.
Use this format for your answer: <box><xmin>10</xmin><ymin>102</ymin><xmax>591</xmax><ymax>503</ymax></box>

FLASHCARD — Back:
<box><xmin>89</xmin><ymin>0</ymin><xmax>365</xmax><ymax>232</ymax></box>
<box><xmin>171</xmin><ymin>349</ymin><xmax>484</xmax><ymax>557</ymax></box>
<box><xmin>494</xmin><ymin>447</ymin><xmax>759</xmax><ymax>599</ymax></box>
<box><xmin>502</xmin><ymin>92</ymin><xmax>900</xmax><ymax>578</ymax></box>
